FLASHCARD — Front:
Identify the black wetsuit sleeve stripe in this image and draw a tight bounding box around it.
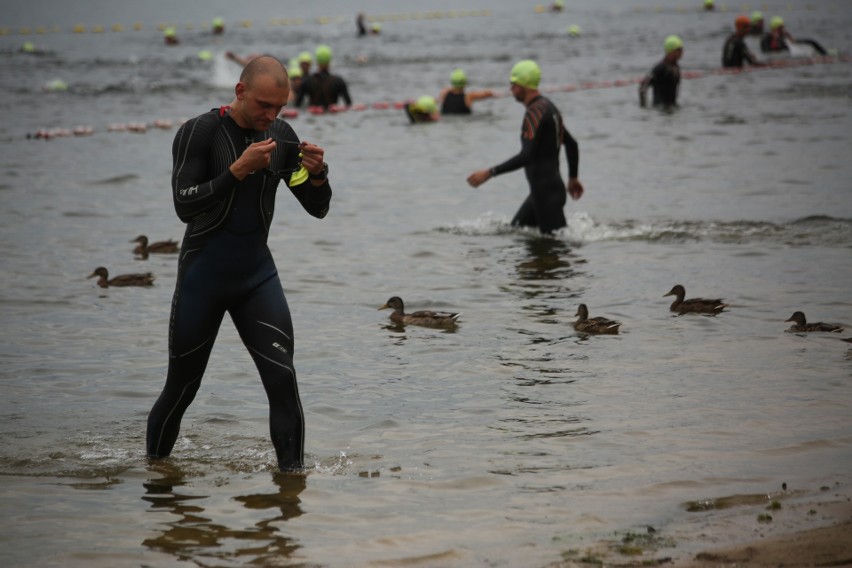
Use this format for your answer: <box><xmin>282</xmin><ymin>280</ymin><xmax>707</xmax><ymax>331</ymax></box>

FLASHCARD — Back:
<box><xmin>172</xmin><ymin>114</ymin><xmax>239</xmax><ymax>222</ymax></box>
<box><xmin>564</xmin><ymin>129</ymin><xmax>579</xmax><ymax>179</ymax></box>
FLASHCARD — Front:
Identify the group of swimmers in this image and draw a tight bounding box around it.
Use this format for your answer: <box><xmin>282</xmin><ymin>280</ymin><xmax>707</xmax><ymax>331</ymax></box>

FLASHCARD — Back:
<box><xmin>641</xmin><ymin>12</ymin><xmax>828</xmax><ymax>109</ymax></box>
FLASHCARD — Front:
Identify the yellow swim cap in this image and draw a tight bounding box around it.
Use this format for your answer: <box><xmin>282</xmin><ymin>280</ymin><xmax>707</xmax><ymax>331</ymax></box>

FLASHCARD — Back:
<box><xmin>510</xmin><ymin>60</ymin><xmax>541</xmax><ymax>89</ymax></box>
<box><xmin>751</xmin><ymin>11</ymin><xmax>763</xmax><ymax>23</ymax></box>
<box><xmin>664</xmin><ymin>35</ymin><xmax>683</xmax><ymax>54</ymax></box>
<box><xmin>414</xmin><ymin>95</ymin><xmax>437</xmax><ymax>114</ymax></box>
<box><xmin>212</xmin><ymin>17</ymin><xmax>224</xmax><ymax>28</ymax></box>
<box><xmin>450</xmin><ymin>68</ymin><xmax>466</xmax><ymax>88</ymax></box>
<box><xmin>197</xmin><ymin>50</ymin><xmax>213</xmax><ymax>61</ymax></box>
<box><xmin>315</xmin><ymin>44</ymin><xmax>332</xmax><ymax>65</ymax></box>
<box><xmin>770</xmin><ymin>16</ymin><xmax>784</xmax><ymax>30</ymax></box>
<box><xmin>298</xmin><ymin>51</ymin><xmax>312</xmax><ymax>63</ymax></box>
<box><xmin>288</xmin><ymin>66</ymin><xmax>303</xmax><ymax>79</ymax></box>
<box><xmin>567</xmin><ymin>25</ymin><xmax>581</xmax><ymax>37</ymax></box>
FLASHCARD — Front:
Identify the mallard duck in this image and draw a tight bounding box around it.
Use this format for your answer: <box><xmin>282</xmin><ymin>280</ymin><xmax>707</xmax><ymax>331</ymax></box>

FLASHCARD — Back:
<box><xmin>573</xmin><ymin>304</ymin><xmax>621</xmax><ymax>334</ymax></box>
<box><xmin>131</xmin><ymin>235</ymin><xmax>179</xmax><ymax>257</ymax></box>
<box><xmin>88</xmin><ymin>266</ymin><xmax>155</xmax><ymax>288</ymax></box>
<box><xmin>664</xmin><ymin>284</ymin><xmax>727</xmax><ymax>315</ymax></box>
<box><xmin>378</xmin><ymin>296</ymin><xmax>461</xmax><ymax>328</ymax></box>
<box><xmin>784</xmin><ymin>311</ymin><xmax>843</xmax><ymax>333</ymax></box>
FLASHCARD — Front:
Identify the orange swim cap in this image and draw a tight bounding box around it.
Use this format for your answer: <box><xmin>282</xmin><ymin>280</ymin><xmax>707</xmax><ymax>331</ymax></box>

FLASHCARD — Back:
<box><xmin>735</xmin><ymin>15</ymin><xmax>750</xmax><ymax>30</ymax></box>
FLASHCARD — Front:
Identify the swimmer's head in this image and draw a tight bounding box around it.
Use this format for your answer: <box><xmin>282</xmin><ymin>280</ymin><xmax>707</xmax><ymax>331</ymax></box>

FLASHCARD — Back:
<box><xmin>770</xmin><ymin>16</ymin><xmax>784</xmax><ymax>31</ymax></box>
<box><xmin>198</xmin><ymin>50</ymin><xmax>213</xmax><ymax>61</ymax></box>
<box><xmin>164</xmin><ymin>27</ymin><xmax>177</xmax><ymax>38</ymax></box>
<box><xmin>751</xmin><ymin>11</ymin><xmax>763</xmax><ymax>24</ymax></box>
<box><xmin>735</xmin><ymin>15</ymin><xmax>751</xmax><ymax>31</ymax></box>
<box><xmin>450</xmin><ymin>68</ymin><xmax>467</xmax><ymax>88</ymax></box>
<box><xmin>413</xmin><ymin>95</ymin><xmax>437</xmax><ymax>115</ymax></box>
<box><xmin>21</xmin><ymin>41</ymin><xmax>35</xmax><ymax>53</ymax></box>
<box><xmin>315</xmin><ymin>44</ymin><xmax>332</xmax><ymax>65</ymax></box>
<box><xmin>510</xmin><ymin>59</ymin><xmax>541</xmax><ymax>89</ymax></box>
<box><xmin>567</xmin><ymin>25</ymin><xmax>582</xmax><ymax>37</ymax></box>
<box><xmin>704</xmin><ymin>0</ymin><xmax>714</xmax><ymax>8</ymax></box>
<box><xmin>298</xmin><ymin>51</ymin><xmax>312</xmax><ymax>65</ymax></box>
<box><xmin>288</xmin><ymin>66</ymin><xmax>303</xmax><ymax>79</ymax></box>
<box><xmin>664</xmin><ymin>35</ymin><xmax>683</xmax><ymax>54</ymax></box>
<box><xmin>212</xmin><ymin>17</ymin><xmax>225</xmax><ymax>31</ymax></box>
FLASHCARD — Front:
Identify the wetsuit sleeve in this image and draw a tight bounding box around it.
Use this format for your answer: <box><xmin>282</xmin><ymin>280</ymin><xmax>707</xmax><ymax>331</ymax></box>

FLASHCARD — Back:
<box><xmin>563</xmin><ymin>129</ymin><xmax>579</xmax><ymax>179</ymax></box>
<box><xmin>491</xmin><ymin>108</ymin><xmax>538</xmax><ymax>176</ymax></box>
<box><xmin>171</xmin><ymin>113</ymin><xmax>239</xmax><ymax>223</ymax></box>
<box><xmin>294</xmin><ymin>77</ymin><xmax>308</xmax><ymax>107</ymax></box>
<box><xmin>339</xmin><ymin>77</ymin><xmax>352</xmax><ymax>106</ymax></box>
<box><xmin>289</xmin><ymin>180</ymin><xmax>332</xmax><ymax>219</ymax></box>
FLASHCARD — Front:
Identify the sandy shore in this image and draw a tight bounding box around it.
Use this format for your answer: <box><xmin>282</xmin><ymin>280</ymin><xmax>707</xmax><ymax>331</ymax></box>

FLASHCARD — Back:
<box><xmin>552</xmin><ymin>483</ymin><xmax>852</xmax><ymax>567</ymax></box>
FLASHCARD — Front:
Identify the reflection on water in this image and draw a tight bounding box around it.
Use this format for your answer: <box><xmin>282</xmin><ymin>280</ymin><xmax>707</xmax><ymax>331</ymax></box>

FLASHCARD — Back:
<box><xmin>142</xmin><ymin>462</ymin><xmax>306</xmax><ymax>565</ymax></box>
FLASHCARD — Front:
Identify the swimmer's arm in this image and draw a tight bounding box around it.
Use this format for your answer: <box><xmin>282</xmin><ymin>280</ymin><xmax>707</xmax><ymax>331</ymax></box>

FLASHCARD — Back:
<box><xmin>289</xmin><ymin>180</ymin><xmax>331</xmax><ymax>219</ymax></box>
<box><xmin>563</xmin><ymin>129</ymin><xmax>579</xmax><ymax>179</ymax></box>
<box><xmin>466</xmin><ymin>90</ymin><xmax>495</xmax><ymax>106</ymax></box>
<box><xmin>638</xmin><ymin>74</ymin><xmax>652</xmax><ymax>107</ymax></box>
<box><xmin>171</xmin><ymin>116</ymin><xmax>240</xmax><ymax>222</ymax></box>
<box><xmin>338</xmin><ymin>77</ymin><xmax>352</xmax><ymax>106</ymax></box>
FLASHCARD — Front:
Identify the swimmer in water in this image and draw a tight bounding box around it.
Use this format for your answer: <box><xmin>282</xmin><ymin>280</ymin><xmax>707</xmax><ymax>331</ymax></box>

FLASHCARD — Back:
<box><xmin>760</xmin><ymin>16</ymin><xmax>828</xmax><ymax>55</ymax></box>
<box><xmin>295</xmin><ymin>45</ymin><xmax>352</xmax><ymax>110</ymax></box>
<box><xmin>466</xmin><ymin>60</ymin><xmax>584</xmax><ymax>234</ymax></box>
<box><xmin>405</xmin><ymin>95</ymin><xmax>439</xmax><ymax>123</ymax></box>
<box><xmin>722</xmin><ymin>15</ymin><xmax>763</xmax><ymax>68</ymax></box>
<box><xmin>146</xmin><ymin>56</ymin><xmax>332</xmax><ymax>472</ymax></box>
<box><xmin>438</xmin><ymin>69</ymin><xmax>495</xmax><ymax>115</ymax></box>
<box><xmin>639</xmin><ymin>35</ymin><xmax>683</xmax><ymax>109</ymax></box>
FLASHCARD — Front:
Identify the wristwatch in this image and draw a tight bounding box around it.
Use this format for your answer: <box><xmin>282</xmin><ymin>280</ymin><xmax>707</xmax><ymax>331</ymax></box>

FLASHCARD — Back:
<box><xmin>309</xmin><ymin>162</ymin><xmax>329</xmax><ymax>180</ymax></box>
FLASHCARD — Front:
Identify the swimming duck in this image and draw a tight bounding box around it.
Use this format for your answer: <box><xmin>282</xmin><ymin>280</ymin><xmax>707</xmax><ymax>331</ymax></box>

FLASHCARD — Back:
<box><xmin>88</xmin><ymin>266</ymin><xmax>155</xmax><ymax>288</ymax></box>
<box><xmin>784</xmin><ymin>311</ymin><xmax>843</xmax><ymax>333</ymax></box>
<box><xmin>664</xmin><ymin>284</ymin><xmax>727</xmax><ymax>315</ymax></box>
<box><xmin>378</xmin><ymin>296</ymin><xmax>461</xmax><ymax>328</ymax></box>
<box><xmin>573</xmin><ymin>304</ymin><xmax>621</xmax><ymax>334</ymax></box>
<box><xmin>131</xmin><ymin>235</ymin><xmax>179</xmax><ymax>257</ymax></box>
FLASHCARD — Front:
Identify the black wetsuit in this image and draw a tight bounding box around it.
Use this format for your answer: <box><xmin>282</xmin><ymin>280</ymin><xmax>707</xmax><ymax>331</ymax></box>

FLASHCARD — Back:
<box><xmin>640</xmin><ymin>60</ymin><xmax>680</xmax><ymax>107</ymax></box>
<box><xmin>722</xmin><ymin>33</ymin><xmax>758</xmax><ymax>68</ymax></box>
<box><xmin>441</xmin><ymin>91</ymin><xmax>471</xmax><ymax>115</ymax></box>
<box><xmin>146</xmin><ymin>107</ymin><xmax>331</xmax><ymax>471</ymax></box>
<box><xmin>295</xmin><ymin>70</ymin><xmax>352</xmax><ymax>109</ymax></box>
<box><xmin>490</xmin><ymin>95</ymin><xmax>579</xmax><ymax>234</ymax></box>
<box><xmin>760</xmin><ymin>32</ymin><xmax>827</xmax><ymax>55</ymax></box>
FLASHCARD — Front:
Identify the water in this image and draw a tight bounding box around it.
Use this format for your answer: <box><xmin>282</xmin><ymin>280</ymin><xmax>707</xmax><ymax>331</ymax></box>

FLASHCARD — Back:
<box><xmin>2</xmin><ymin>0</ymin><xmax>851</xmax><ymax>566</ymax></box>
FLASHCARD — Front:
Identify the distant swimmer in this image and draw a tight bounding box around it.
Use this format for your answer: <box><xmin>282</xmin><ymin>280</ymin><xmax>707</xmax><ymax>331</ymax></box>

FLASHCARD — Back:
<box><xmin>748</xmin><ymin>11</ymin><xmax>764</xmax><ymax>36</ymax></box>
<box><xmin>163</xmin><ymin>27</ymin><xmax>179</xmax><ymax>46</ymax></box>
<box><xmin>703</xmin><ymin>0</ymin><xmax>714</xmax><ymax>11</ymax></box>
<box><xmin>212</xmin><ymin>16</ymin><xmax>225</xmax><ymax>35</ymax></box>
<box><xmin>295</xmin><ymin>45</ymin><xmax>351</xmax><ymax>110</ymax></box>
<box><xmin>467</xmin><ymin>60</ymin><xmax>584</xmax><ymax>235</ymax></box>
<box><xmin>760</xmin><ymin>16</ymin><xmax>828</xmax><ymax>56</ymax></box>
<box><xmin>439</xmin><ymin>69</ymin><xmax>495</xmax><ymax>115</ymax></box>
<box><xmin>639</xmin><ymin>35</ymin><xmax>683</xmax><ymax>108</ymax></box>
<box><xmin>722</xmin><ymin>16</ymin><xmax>763</xmax><ymax>68</ymax></box>
<box><xmin>225</xmin><ymin>51</ymin><xmax>262</xmax><ymax>67</ymax></box>
<box><xmin>405</xmin><ymin>95</ymin><xmax>439</xmax><ymax>123</ymax></box>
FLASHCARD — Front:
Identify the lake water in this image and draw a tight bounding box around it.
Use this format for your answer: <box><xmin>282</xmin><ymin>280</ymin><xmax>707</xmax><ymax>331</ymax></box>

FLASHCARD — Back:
<box><xmin>1</xmin><ymin>0</ymin><xmax>851</xmax><ymax>566</ymax></box>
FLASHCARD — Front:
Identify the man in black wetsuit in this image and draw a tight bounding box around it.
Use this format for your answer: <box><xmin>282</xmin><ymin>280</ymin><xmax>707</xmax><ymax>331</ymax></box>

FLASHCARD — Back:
<box><xmin>639</xmin><ymin>35</ymin><xmax>683</xmax><ymax>108</ymax></box>
<box><xmin>467</xmin><ymin>60</ymin><xmax>583</xmax><ymax>234</ymax></box>
<box><xmin>439</xmin><ymin>69</ymin><xmax>494</xmax><ymax>115</ymax></box>
<box><xmin>146</xmin><ymin>56</ymin><xmax>332</xmax><ymax>472</ymax></box>
<box><xmin>295</xmin><ymin>44</ymin><xmax>351</xmax><ymax>110</ymax></box>
<box><xmin>723</xmin><ymin>15</ymin><xmax>763</xmax><ymax>68</ymax></box>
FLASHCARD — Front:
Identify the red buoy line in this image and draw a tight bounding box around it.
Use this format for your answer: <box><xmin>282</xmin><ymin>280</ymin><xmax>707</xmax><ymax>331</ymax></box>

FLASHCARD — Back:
<box><xmin>25</xmin><ymin>54</ymin><xmax>849</xmax><ymax>141</ymax></box>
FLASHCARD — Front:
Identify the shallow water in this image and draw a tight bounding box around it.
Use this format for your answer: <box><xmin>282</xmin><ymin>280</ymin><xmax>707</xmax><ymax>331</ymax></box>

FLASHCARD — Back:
<box><xmin>2</xmin><ymin>0</ymin><xmax>852</xmax><ymax>566</ymax></box>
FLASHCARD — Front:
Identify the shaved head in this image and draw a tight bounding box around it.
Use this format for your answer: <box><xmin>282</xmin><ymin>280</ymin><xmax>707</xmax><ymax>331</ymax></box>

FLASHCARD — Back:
<box><xmin>240</xmin><ymin>55</ymin><xmax>289</xmax><ymax>89</ymax></box>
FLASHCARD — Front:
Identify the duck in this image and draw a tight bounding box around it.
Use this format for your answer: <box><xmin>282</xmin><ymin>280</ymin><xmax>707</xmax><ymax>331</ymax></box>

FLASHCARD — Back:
<box><xmin>88</xmin><ymin>266</ymin><xmax>155</xmax><ymax>288</ymax></box>
<box><xmin>784</xmin><ymin>311</ymin><xmax>843</xmax><ymax>333</ymax></box>
<box><xmin>378</xmin><ymin>296</ymin><xmax>461</xmax><ymax>329</ymax></box>
<box><xmin>131</xmin><ymin>235</ymin><xmax>179</xmax><ymax>257</ymax></box>
<box><xmin>573</xmin><ymin>304</ymin><xmax>621</xmax><ymax>334</ymax></box>
<box><xmin>664</xmin><ymin>284</ymin><xmax>727</xmax><ymax>315</ymax></box>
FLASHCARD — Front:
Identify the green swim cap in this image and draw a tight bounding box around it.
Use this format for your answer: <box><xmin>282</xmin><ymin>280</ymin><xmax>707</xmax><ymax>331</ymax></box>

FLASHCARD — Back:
<box><xmin>164</xmin><ymin>27</ymin><xmax>177</xmax><ymax>38</ymax></box>
<box><xmin>212</xmin><ymin>17</ymin><xmax>224</xmax><ymax>28</ymax></box>
<box><xmin>770</xmin><ymin>16</ymin><xmax>784</xmax><ymax>30</ymax></box>
<box><xmin>288</xmin><ymin>66</ymin><xmax>303</xmax><ymax>79</ymax></box>
<box><xmin>298</xmin><ymin>51</ymin><xmax>312</xmax><ymax>63</ymax></box>
<box><xmin>567</xmin><ymin>25</ymin><xmax>581</xmax><ymax>37</ymax></box>
<box><xmin>22</xmin><ymin>41</ymin><xmax>35</xmax><ymax>53</ymax></box>
<box><xmin>664</xmin><ymin>35</ymin><xmax>683</xmax><ymax>54</ymax></box>
<box><xmin>751</xmin><ymin>11</ymin><xmax>763</xmax><ymax>22</ymax></box>
<box><xmin>414</xmin><ymin>95</ymin><xmax>437</xmax><ymax>114</ymax></box>
<box><xmin>315</xmin><ymin>44</ymin><xmax>332</xmax><ymax>65</ymax></box>
<box><xmin>197</xmin><ymin>49</ymin><xmax>213</xmax><ymax>61</ymax></box>
<box><xmin>510</xmin><ymin>59</ymin><xmax>541</xmax><ymax>89</ymax></box>
<box><xmin>450</xmin><ymin>68</ymin><xmax>466</xmax><ymax>88</ymax></box>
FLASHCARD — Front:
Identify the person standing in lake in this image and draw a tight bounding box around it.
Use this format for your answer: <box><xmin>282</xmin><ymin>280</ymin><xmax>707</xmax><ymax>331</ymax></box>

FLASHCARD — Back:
<box><xmin>467</xmin><ymin>60</ymin><xmax>584</xmax><ymax>234</ymax></box>
<box><xmin>146</xmin><ymin>56</ymin><xmax>332</xmax><ymax>472</ymax></box>
<box><xmin>639</xmin><ymin>35</ymin><xmax>683</xmax><ymax>108</ymax></box>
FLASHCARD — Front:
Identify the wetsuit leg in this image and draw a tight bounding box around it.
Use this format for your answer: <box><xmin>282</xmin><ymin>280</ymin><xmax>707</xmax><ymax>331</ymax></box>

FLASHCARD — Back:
<box><xmin>229</xmin><ymin>275</ymin><xmax>304</xmax><ymax>471</ymax></box>
<box><xmin>511</xmin><ymin>195</ymin><xmax>539</xmax><ymax>229</ymax></box>
<box><xmin>146</xmin><ymin>252</ymin><xmax>226</xmax><ymax>459</ymax></box>
<box><xmin>531</xmin><ymin>179</ymin><xmax>568</xmax><ymax>234</ymax></box>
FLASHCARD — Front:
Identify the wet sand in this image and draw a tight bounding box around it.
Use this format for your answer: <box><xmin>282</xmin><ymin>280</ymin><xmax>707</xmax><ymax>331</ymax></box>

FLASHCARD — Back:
<box><xmin>552</xmin><ymin>483</ymin><xmax>852</xmax><ymax>567</ymax></box>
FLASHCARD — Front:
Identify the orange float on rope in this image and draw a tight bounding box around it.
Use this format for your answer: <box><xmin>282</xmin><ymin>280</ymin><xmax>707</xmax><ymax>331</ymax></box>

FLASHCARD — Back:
<box><xmin>279</xmin><ymin>109</ymin><xmax>298</xmax><ymax>119</ymax></box>
<box><xmin>372</xmin><ymin>102</ymin><xmax>390</xmax><ymax>109</ymax></box>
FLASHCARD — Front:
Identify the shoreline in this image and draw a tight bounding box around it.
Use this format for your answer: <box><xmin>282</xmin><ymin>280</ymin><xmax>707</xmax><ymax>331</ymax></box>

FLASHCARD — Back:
<box><xmin>551</xmin><ymin>483</ymin><xmax>852</xmax><ymax>567</ymax></box>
